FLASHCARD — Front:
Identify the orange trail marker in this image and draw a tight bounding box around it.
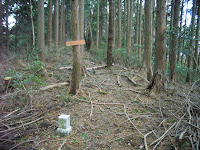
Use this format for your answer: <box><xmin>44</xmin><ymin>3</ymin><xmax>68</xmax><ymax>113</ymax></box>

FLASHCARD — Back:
<box><xmin>66</xmin><ymin>40</ymin><xmax>85</xmax><ymax>46</ymax></box>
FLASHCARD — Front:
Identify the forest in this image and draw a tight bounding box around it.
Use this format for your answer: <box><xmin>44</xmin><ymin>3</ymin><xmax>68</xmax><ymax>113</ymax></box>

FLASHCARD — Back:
<box><xmin>0</xmin><ymin>0</ymin><xmax>200</xmax><ymax>149</ymax></box>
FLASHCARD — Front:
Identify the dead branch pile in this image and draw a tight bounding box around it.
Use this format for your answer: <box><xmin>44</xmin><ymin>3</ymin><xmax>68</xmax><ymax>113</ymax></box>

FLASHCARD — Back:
<box><xmin>0</xmin><ymin>92</ymin><xmax>44</xmax><ymax>149</ymax></box>
<box><xmin>154</xmin><ymin>81</ymin><xmax>200</xmax><ymax>149</ymax></box>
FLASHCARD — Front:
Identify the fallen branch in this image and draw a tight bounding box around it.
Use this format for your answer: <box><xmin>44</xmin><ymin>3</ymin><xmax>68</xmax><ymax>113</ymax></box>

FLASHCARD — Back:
<box><xmin>89</xmin><ymin>93</ymin><xmax>94</xmax><ymax>120</ymax></box>
<box><xmin>58</xmin><ymin>139</ymin><xmax>67</xmax><ymax>150</ymax></box>
<box><xmin>131</xmin><ymin>72</ymin><xmax>150</xmax><ymax>83</ymax></box>
<box><xmin>86</xmin><ymin>65</ymin><xmax>107</xmax><ymax>70</ymax></box>
<box><xmin>123</xmin><ymin>105</ymin><xmax>144</xmax><ymax>136</ymax></box>
<box><xmin>40</xmin><ymin>82</ymin><xmax>69</xmax><ymax>91</ymax></box>
<box><xmin>116</xmin><ymin>75</ymin><xmax>122</xmax><ymax>87</ymax></box>
<box><xmin>0</xmin><ymin>117</ymin><xmax>43</xmax><ymax>133</ymax></box>
<box><xmin>59</xmin><ymin>65</ymin><xmax>107</xmax><ymax>71</ymax></box>
<box><xmin>150</xmin><ymin>122</ymin><xmax>176</xmax><ymax>146</ymax></box>
<box><xmin>59</xmin><ymin>66</ymin><xmax>72</xmax><ymax>70</ymax></box>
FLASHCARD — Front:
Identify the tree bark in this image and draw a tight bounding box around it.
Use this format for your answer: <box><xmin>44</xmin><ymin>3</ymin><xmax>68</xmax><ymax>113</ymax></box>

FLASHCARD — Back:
<box><xmin>59</xmin><ymin>0</ymin><xmax>64</xmax><ymax>47</ymax></box>
<box><xmin>177</xmin><ymin>0</ymin><xmax>184</xmax><ymax>62</ymax></box>
<box><xmin>135</xmin><ymin>0</ymin><xmax>139</xmax><ymax>54</ymax></box>
<box><xmin>0</xmin><ymin>0</ymin><xmax>3</xmax><ymax>61</ymax></box>
<box><xmin>79</xmin><ymin>0</ymin><xmax>84</xmax><ymax>71</ymax></box>
<box><xmin>169</xmin><ymin>0</ymin><xmax>181</xmax><ymax>81</ymax></box>
<box><xmin>148</xmin><ymin>0</ymin><xmax>166</xmax><ymax>92</ymax></box>
<box><xmin>193</xmin><ymin>5</ymin><xmax>200</xmax><ymax>70</ymax></box>
<box><xmin>186</xmin><ymin>0</ymin><xmax>196</xmax><ymax>83</ymax></box>
<box><xmin>96</xmin><ymin>0</ymin><xmax>99</xmax><ymax>50</ymax></box>
<box><xmin>126</xmin><ymin>0</ymin><xmax>131</xmax><ymax>57</ymax></box>
<box><xmin>144</xmin><ymin>0</ymin><xmax>153</xmax><ymax>81</ymax></box>
<box><xmin>138</xmin><ymin>0</ymin><xmax>143</xmax><ymax>59</ymax></box>
<box><xmin>62</xmin><ymin>1</ymin><xmax>66</xmax><ymax>47</ymax></box>
<box><xmin>107</xmin><ymin>0</ymin><xmax>114</xmax><ymax>67</ymax></box>
<box><xmin>37</xmin><ymin>0</ymin><xmax>45</xmax><ymax>61</ymax></box>
<box><xmin>118</xmin><ymin>0</ymin><xmax>122</xmax><ymax>48</ymax></box>
<box><xmin>47</xmin><ymin>0</ymin><xmax>52</xmax><ymax>51</ymax></box>
<box><xmin>30</xmin><ymin>0</ymin><xmax>35</xmax><ymax>49</ymax></box>
<box><xmin>69</xmin><ymin>0</ymin><xmax>82</xmax><ymax>95</ymax></box>
<box><xmin>54</xmin><ymin>0</ymin><xmax>59</xmax><ymax>51</ymax></box>
<box><xmin>5</xmin><ymin>0</ymin><xmax>9</xmax><ymax>55</ymax></box>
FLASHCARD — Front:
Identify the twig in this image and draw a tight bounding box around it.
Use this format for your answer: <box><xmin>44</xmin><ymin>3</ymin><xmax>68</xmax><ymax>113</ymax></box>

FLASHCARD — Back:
<box><xmin>58</xmin><ymin>139</ymin><xmax>67</xmax><ymax>150</ymax></box>
<box><xmin>116</xmin><ymin>75</ymin><xmax>122</xmax><ymax>87</ymax></box>
<box><xmin>109</xmin><ymin>132</ymin><xmax>137</xmax><ymax>143</ymax></box>
<box><xmin>144</xmin><ymin>131</ymin><xmax>154</xmax><ymax>150</ymax></box>
<box><xmin>150</xmin><ymin>122</ymin><xmax>176</xmax><ymax>146</ymax></box>
<box><xmin>0</xmin><ymin>117</ymin><xmax>43</xmax><ymax>133</ymax></box>
<box><xmin>4</xmin><ymin>108</ymin><xmax>21</xmax><ymax>118</ymax></box>
<box><xmin>10</xmin><ymin>140</ymin><xmax>34</xmax><ymax>150</ymax></box>
<box><xmin>123</xmin><ymin>105</ymin><xmax>144</xmax><ymax>136</ymax></box>
<box><xmin>89</xmin><ymin>93</ymin><xmax>93</xmax><ymax>120</ymax></box>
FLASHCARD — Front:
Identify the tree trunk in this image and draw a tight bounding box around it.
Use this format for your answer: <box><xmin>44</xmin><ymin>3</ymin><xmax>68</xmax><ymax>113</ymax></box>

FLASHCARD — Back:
<box><xmin>62</xmin><ymin>1</ymin><xmax>66</xmax><ymax>47</ymax></box>
<box><xmin>54</xmin><ymin>0</ymin><xmax>59</xmax><ymax>51</ymax></box>
<box><xmin>177</xmin><ymin>0</ymin><xmax>184</xmax><ymax>62</ymax></box>
<box><xmin>148</xmin><ymin>0</ymin><xmax>166</xmax><ymax>92</ymax></box>
<box><xmin>79</xmin><ymin>0</ymin><xmax>84</xmax><ymax>68</ymax></box>
<box><xmin>0</xmin><ymin>0</ymin><xmax>3</xmax><ymax>61</ymax></box>
<box><xmin>118</xmin><ymin>0</ymin><xmax>122</xmax><ymax>48</ymax></box>
<box><xmin>96</xmin><ymin>0</ymin><xmax>99</xmax><ymax>50</ymax></box>
<box><xmin>59</xmin><ymin>0</ymin><xmax>64</xmax><ymax>47</ymax></box>
<box><xmin>69</xmin><ymin>0</ymin><xmax>82</xmax><ymax>95</ymax></box>
<box><xmin>47</xmin><ymin>0</ymin><xmax>52</xmax><ymax>51</ymax></box>
<box><xmin>126</xmin><ymin>0</ymin><xmax>131</xmax><ymax>56</ymax></box>
<box><xmin>123</xmin><ymin>0</ymin><xmax>127</xmax><ymax>42</ymax></box>
<box><xmin>107</xmin><ymin>0</ymin><xmax>114</xmax><ymax>67</ymax></box>
<box><xmin>5</xmin><ymin>0</ymin><xmax>9</xmax><ymax>55</ymax></box>
<box><xmin>135</xmin><ymin>0</ymin><xmax>139</xmax><ymax>55</ymax></box>
<box><xmin>144</xmin><ymin>0</ymin><xmax>153</xmax><ymax>81</ymax></box>
<box><xmin>37</xmin><ymin>0</ymin><xmax>45</xmax><ymax>61</ymax></box>
<box><xmin>186</xmin><ymin>0</ymin><xmax>196</xmax><ymax>83</ymax></box>
<box><xmin>138</xmin><ymin>0</ymin><xmax>143</xmax><ymax>59</ymax></box>
<box><xmin>86</xmin><ymin>21</ymin><xmax>93</xmax><ymax>51</ymax></box>
<box><xmin>30</xmin><ymin>0</ymin><xmax>35</xmax><ymax>49</ymax></box>
<box><xmin>193</xmin><ymin>5</ymin><xmax>200</xmax><ymax>70</ymax></box>
<box><xmin>169</xmin><ymin>0</ymin><xmax>181</xmax><ymax>81</ymax></box>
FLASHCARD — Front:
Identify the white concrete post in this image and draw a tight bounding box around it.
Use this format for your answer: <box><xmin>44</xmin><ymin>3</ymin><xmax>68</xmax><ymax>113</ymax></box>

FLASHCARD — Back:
<box><xmin>56</xmin><ymin>114</ymin><xmax>72</xmax><ymax>136</ymax></box>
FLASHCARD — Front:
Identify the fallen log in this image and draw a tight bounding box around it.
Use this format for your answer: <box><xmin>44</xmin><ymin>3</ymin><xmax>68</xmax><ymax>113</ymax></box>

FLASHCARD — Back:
<box><xmin>40</xmin><ymin>82</ymin><xmax>69</xmax><ymax>91</ymax></box>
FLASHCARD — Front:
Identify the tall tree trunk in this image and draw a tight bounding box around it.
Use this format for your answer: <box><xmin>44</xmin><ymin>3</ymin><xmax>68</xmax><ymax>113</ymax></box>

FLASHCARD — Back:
<box><xmin>62</xmin><ymin>1</ymin><xmax>66</xmax><ymax>47</ymax></box>
<box><xmin>107</xmin><ymin>0</ymin><xmax>114</xmax><ymax>67</ymax></box>
<box><xmin>148</xmin><ymin>0</ymin><xmax>166</xmax><ymax>92</ymax></box>
<box><xmin>123</xmin><ymin>0</ymin><xmax>127</xmax><ymax>42</ymax></box>
<box><xmin>118</xmin><ymin>0</ymin><xmax>122</xmax><ymax>48</ymax></box>
<box><xmin>69</xmin><ymin>0</ymin><xmax>82</xmax><ymax>95</ymax></box>
<box><xmin>169</xmin><ymin>0</ymin><xmax>181</xmax><ymax>81</ymax></box>
<box><xmin>177</xmin><ymin>0</ymin><xmax>184</xmax><ymax>62</ymax></box>
<box><xmin>55</xmin><ymin>0</ymin><xmax>59</xmax><ymax>51</ymax></box>
<box><xmin>5</xmin><ymin>0</ymin><xmax>9</xmax><ymax>55</ymax></box>
<box><xmin>30</xmin><ymin>0</ymin><xmax>35</xmax><ymax>49</ymax></box>
<box><xmin>135</xmin><ymin>0</ymin><xmax>139</xmax><ymax>54</ymax></box>
<box><xmin>138</xmin><ymin>0</ymin><xmax>143</xmax><ymax>59</ymax></box>
<box><xmin>96</xmin><ymin>0</ymin><xmax>99</xmax><ymax>50</ymax></box>
<box><xmin>144</xmin><ymin>0</ymin><xmax>153</xmax><ymax>81</ymax></box>
<box><xmin>79</xmin><ymin>0</ymin><xmax>84</xmax><ymax>67</ymax></box>
<box><xmin>37</xmin><ymin>0</ymin><xmax>45</xmax><ymax>61</ymax></box>
<box><xmin>193</xmin><ymin>5</ymin><xmax>200</xmax><ymax>70</ymax></box>
<box><xmin>126</xmin><ymin>0</ymin><xmax>131</xmax><ymax>56</ymax></box>
<box><xmin>59</xmin><ymin>0</ymin><xmax>64</xmax><ymax>47</ymax></box>
<box><xmin>0</xmin><ymin>0</ymin><xmax>3</xmax><ymax>61</ymax></box>
<box><xmin>47</xmin><ymin>0</ymin><xmax>52</xmax><ymax>51</ymax></box>
<box><xmin>186</xmin><ymin>0</ymin><xmax>196</xmax><ymax>83</ymax></box>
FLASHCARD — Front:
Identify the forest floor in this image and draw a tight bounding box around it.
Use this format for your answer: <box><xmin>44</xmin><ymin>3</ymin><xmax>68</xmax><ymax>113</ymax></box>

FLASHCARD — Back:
<box><xmin>0</xmin><ymin>48</ymin><xmax>200</xmax><ymax>150</ymax></box>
